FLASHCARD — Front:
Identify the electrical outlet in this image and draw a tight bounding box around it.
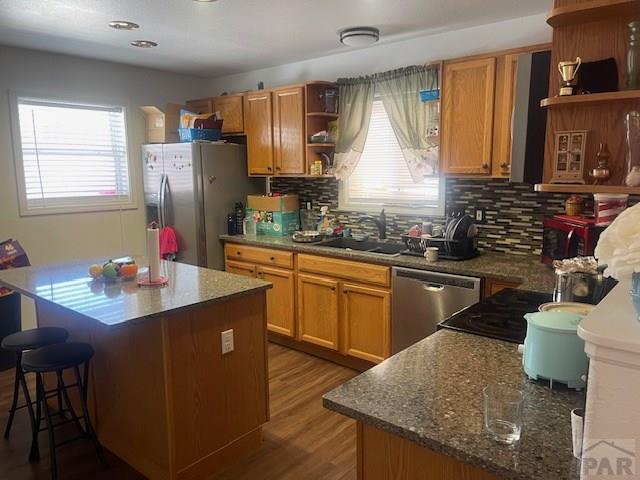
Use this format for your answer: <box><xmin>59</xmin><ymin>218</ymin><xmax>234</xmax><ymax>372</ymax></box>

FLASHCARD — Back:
<box><xmin>221</xmin><ymin>329</ymin><xmax>234</xmax><ymax>355</ymax></box>
<box><xmin>475</xmin><ymin>209</ymin><xmax>484</xmax><ymax>223</ymax></box>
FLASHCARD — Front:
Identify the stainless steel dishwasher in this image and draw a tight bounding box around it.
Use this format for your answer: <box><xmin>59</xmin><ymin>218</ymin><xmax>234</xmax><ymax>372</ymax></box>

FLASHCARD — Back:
<box><xmin>392</xmin><ymin>267</ymin><xmax>482</xmax><ymax>354</ymax></box>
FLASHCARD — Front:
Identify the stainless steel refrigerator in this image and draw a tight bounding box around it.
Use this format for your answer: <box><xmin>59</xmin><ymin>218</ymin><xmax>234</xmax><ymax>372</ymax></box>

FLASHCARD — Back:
<box><xmin>142</xmin><ymin>142</ymin><xmax>263</xmax><ymax>270</ymax></box>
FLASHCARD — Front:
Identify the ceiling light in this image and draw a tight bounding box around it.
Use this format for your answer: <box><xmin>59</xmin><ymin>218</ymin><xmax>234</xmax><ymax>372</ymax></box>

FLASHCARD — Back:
<box><xmin>108</xmin><ymin>20</ymin><xmax>139</xmax><ymax>30</ymax></box>
<box><xmin>339</xmin><ymin>27</ymin><xmax>380</xmax><ymax>47</ymax></box>
<box><xmin>130</xmin><ymin>40</ymin><xmax>158</xmax><ymax>48</ymax></box>
<box><xmin>193</xmin><ymin>0</ymin><xmax>217</xmax><ymax>2</ymax></box>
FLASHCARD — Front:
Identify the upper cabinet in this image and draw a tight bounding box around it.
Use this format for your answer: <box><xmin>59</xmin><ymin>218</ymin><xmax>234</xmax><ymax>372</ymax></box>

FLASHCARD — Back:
<box><xmin>441</xmin><ymin>57</ymin><xmax>497</xmax><ymax>175</ymax></box>
<box><xmin>272</xmin><ymin>86</ymin><xmax>306</xmax><ymax>175</ymax></box>
<box><xmin>245</xmin><ymin>91</ymin><xmax>275</xmax><ymax>175</ymax></box>
<box><xmin>213</xmin><ymin>94</ymin><xmax>244</xmax><ymax>134</ymax></box>
<box><xmin>185</xmin><ymin>94</ymin><xmax>245</xmax><ymax>135</ymax></box>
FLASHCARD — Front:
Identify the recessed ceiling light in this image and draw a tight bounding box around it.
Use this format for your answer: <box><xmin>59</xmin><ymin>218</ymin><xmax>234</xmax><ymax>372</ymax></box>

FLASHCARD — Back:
<box><xmin>130</xmin><ymin>40</ymin><xmax>158</xmax><ymax>48</ymax></box>
<box><xmin>339</xmin><ymin>27</ymin><xmax>380</xmax><ymax>47</ymax></box>
<box><xmin>108</xmin><ymin>20</ymin><xmax>139</xmax><ymax>30</ymax></box>
<box><xmin>193</xmin><ymin>0</ymin><xmax>217</xmax><ymax>2</ymax></box>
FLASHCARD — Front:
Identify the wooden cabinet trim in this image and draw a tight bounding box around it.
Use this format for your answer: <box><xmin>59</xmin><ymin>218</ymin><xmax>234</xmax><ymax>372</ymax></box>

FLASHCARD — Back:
<box><xmin>225</xmin><ymin>259</ymin><xmax>257</xmax><ymax>277</ymax></box>
<box><xmin>257</xmin><ymin>265</ymin><xmax>296</xmax><ymax>338</ymax></box>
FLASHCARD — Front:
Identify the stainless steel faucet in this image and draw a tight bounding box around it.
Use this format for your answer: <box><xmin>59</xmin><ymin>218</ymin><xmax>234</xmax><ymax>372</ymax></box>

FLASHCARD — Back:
<box><xmin>358</xmin><ymin>209</ymin><xmax>387</xmax><ymax>240</ymax></box>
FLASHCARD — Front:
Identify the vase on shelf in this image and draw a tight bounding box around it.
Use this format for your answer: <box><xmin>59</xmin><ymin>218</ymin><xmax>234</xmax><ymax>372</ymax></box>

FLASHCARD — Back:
<box><xmin>628</xmin><ymin>22</ymin><xmax>640</xmax><ymax>90</ymax></box>
<box><xmin>626</xmin><ymin>111</ymin><xmax>640</xmax><ymax>187</ymax></box>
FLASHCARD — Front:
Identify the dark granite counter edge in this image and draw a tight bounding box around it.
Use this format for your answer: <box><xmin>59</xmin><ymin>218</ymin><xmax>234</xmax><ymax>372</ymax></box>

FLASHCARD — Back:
<box><xmin>322</xmin><ymin>396</ymin><xmax>527</xmax><ymax>480</ymax></box>
<box><xmin>0</xmin><ymin>279</ymin><xmax>272</xmax><ymax>328</ymax></box>
<box><xmin>219</xmin><ymin>235</ymin><xmax>554</xmax><ymax>293</ymax></box>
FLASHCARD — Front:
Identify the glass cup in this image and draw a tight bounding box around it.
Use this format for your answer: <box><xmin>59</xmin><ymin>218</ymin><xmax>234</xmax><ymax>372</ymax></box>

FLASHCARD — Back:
<box><xmin>483</xmin><ymin>384</ymin><xmax>524</xmax><ymax>445</ymax></box>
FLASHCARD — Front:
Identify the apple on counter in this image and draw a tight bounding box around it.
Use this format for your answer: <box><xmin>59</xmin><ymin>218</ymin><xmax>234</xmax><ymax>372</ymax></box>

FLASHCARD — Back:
<box><xmin>89</xmin><ymin>258</ymin><xmax>138</xmax><ymax>282</ymax></box>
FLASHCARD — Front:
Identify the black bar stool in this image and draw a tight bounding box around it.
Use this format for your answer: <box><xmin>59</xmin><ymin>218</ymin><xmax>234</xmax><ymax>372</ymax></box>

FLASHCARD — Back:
<box><xmin>1</xmin><ymin>327</ymin><xmax>69</xmax><ymax>459</ymax></box>
<box><xmin>22</xmin><ymin>342</ymin><xmax>107</xmax><ymax>480</ymax></box>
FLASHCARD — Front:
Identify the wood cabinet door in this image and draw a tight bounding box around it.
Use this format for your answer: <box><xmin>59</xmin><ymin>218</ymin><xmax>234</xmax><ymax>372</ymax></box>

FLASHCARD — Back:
<box><xmin>257</xmin><ymin>266</ymin><xmax>296</xmax><ymax>338</ymax></box>
<box><xmin>297</xmin><ymin>274</ymin><xmax>339</xmax><ymax>350</ymax></box>
<box><xmin>245</xmin><ymin>92</ymin><xmax>274</xmax><ymax>175</ymax></box>
<box><xmin>341</xmin><ymin>283</ymin><xmax>391</xmax><ymax>363</ymax></box>
<box><xmin>272</xmin><ymin>86</ymin><xmax>305</xmax><ymax>175</ymax></box>
<box><xmin>492</xmin><ymin>54</ymin><xmax>518</xmax><ymax>177</ymax></box>
<box><xmin>185</xmin><ymin>98</ymin><xmax>213</xmax><ymax>115</ymax></box>
<box><xmin>441</xmin><ymin>57</ymin><xmax>496</xmax><ymax>175</ymax></box>
<box><xmin>225</xmin><ymin>260</ymin><xmax>257</xmax><ymax>278</ymax></box>
<box><xmin>213</xmin><ymin>95</ymin><xmax>244</xmax><ymax>134</ymax></box>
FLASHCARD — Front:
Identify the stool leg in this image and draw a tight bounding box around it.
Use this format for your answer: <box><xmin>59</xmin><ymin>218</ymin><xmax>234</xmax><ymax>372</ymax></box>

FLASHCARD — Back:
<box><xmin>56</xmin><ymin>376</ymin><xmax>65</xmax><ymax>418</ymax></box>
<box><xmin>56</xmin><ymin>371</ymin><xmax>85</xmax><ymax>436</ymax></box>
<box><xmin>37</xmin><ymin>373</ymin><xmax>57</xmax><ymax>480</ymax></box>
<box><xmin>74</xmin><ymin>363</ymin><xmax>107</xmax><ymax>468</ymax></box>
<box><xmin>3</xmin><ymin>352</ymin><xmax>22</xmax><ymax>438</ymax></box>
<box><xmin>19</xmin><ymin>371</ymin><xmax>40</xmax><ymax>462</ymax></box>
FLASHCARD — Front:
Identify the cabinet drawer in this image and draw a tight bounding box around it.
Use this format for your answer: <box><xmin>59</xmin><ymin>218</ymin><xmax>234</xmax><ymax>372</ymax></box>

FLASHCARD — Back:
<box><xmin>225</xmin><ymin>244</ymin><xmax>293</xmax><ymax>269</ymax></box>
<box><xmin>297</xmin><ymin>254</ymin><xmax>390</xmax><ymax>288</ymax></box>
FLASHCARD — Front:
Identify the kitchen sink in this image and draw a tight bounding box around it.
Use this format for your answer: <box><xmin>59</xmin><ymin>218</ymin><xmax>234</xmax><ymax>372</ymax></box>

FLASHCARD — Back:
<box><xmin>319</xmin><ymin>238</ymin><xmax>406</xmax><ymax>255</ymax></box>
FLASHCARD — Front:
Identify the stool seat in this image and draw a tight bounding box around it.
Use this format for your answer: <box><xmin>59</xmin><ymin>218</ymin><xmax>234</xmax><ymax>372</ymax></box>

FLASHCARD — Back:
<box><xmin>22</xmin><ymin>342</ymin><xmax>94</xmax><ymax>373</ymax></box>
<box><xmin>1</xmin><ymin>327</ymin><xmax>69</xmax><ymax>352</ymax></box>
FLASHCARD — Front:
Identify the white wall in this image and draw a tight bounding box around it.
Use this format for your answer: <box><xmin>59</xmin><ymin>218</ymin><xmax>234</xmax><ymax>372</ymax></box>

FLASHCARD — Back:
<box><xmin>209</xmin><ymin>13</ymin><xmax>551</xmax><ymax>93</ymax></box>
<box><xmin>0</xmin><ymin>45</ymin><xmax>211</xmax><ymax>328</ymax></box>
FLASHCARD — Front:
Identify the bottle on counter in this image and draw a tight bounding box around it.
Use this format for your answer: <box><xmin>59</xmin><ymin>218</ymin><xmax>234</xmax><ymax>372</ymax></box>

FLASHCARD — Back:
<box><xmin>227</xmin><ymin>214</ymin><xmax>236</xmax><ymax>235</ymax></box>
<box><xmin>234</xmin><ymin>202</ymin><xmax>245</xmax><ymax>235</ymax></box>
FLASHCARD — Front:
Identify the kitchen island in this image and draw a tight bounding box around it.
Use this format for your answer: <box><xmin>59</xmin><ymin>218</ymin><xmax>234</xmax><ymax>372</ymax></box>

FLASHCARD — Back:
<box><xmin>0</xmin><ymin>260</ymin><xmax>271</xmax><ymax>480</ymax></box>
<box><xmin>323</xmin><ymin>330</ymin><xmax>583</xmax><ymax>480</ymax></box>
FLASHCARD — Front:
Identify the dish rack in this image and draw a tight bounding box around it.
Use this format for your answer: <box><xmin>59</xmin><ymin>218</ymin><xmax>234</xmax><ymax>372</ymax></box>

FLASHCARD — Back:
<box><xmin>401</xmin><ymin>235</ymin><xmax>479</xmax><ymax>261</ymax></box>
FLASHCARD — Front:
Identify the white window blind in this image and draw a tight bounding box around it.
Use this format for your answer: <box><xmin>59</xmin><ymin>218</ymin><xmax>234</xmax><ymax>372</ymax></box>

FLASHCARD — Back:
<box><xmin>339</xmin><ymin>99</ymin><xmax>443</xmax><ymax>215</ymax></box>
<box><xmin>14</xmin><ymin>98</ymin><xmax>132</xmax><ymax>215</ymax></box>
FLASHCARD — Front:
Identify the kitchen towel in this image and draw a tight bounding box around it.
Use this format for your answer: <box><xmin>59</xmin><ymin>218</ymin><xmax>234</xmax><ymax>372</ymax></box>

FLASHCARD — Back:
<box><xmin>160</xmin><ymin>226</ymin><xmax>179</xmax><ymax>259</ymax></box>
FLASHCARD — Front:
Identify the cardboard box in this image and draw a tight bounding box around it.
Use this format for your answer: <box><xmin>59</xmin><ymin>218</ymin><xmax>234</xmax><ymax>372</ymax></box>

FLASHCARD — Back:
<box><xmin>248</xmin><ymin>210</ymin><xmax>300</xmax><ymax>237</ymax></box>
<box><xmin>247</xmin><ymin>194</ymin><xmax>299</xmax><ymax>212</ymax></box>
<box><xmin>141</xmin><ymin>104</ymin><xmax>185</xmax><ymax>144</ymax></box>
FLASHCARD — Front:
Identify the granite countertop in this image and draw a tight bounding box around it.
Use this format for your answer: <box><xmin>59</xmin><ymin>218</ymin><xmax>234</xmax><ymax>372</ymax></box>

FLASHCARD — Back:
<box><xmin>220</xmin><ymin>235</ymin><xmax>555</xmax><ymax>293</ymax></box>
<box><xmin>323</xmin><ymin>330</ymin><xmax>583</xmax><ymax>480</ymax></box>
<box><xmin>0</xmin><ymin>259</ymin><xmax>271</xmax><ymax>326</ymax></box>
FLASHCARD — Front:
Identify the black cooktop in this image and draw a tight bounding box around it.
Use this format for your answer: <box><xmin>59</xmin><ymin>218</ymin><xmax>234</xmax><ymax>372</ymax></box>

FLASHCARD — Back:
<box><xmin>438</xmin><ymin>288</ymin><xmax>553</xmax><ymax>344</ymax></box>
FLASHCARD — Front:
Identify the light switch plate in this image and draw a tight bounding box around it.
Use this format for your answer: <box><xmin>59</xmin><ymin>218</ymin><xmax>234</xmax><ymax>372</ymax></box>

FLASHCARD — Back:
<box><xmin>221</xmin><ymin>329</ymin><xmax>234</xmax><ymax>354</ymax></box>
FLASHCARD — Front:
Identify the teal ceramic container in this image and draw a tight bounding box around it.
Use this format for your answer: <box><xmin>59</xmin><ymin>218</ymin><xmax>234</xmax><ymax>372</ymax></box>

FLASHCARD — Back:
<box><xmin>522</xmin><ymin>311</ymin><xmax>588</xmax><ymax>389</ymax></box>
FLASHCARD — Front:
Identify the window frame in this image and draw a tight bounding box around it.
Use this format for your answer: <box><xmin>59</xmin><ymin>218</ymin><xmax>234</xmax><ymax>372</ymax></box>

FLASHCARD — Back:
<box><xmin>338</xmin><ymin>99</ymin><xmax>444</xmax><ymax>216</ymax></box>
<box><xmin>9</xmin><ymin>91</ymin><xmax>138</xmax><ymax>216</ymax></box>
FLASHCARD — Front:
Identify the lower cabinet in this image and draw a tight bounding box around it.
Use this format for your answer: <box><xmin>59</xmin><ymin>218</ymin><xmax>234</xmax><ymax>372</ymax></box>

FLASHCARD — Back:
<box><xmin>257</xmin><ymin>266</ymin><xmax>296</xmax><ymax>338</ymax></box>
<box><xmin>297</xmin><ymin>274</ymin><xmax>340</xmax><ymax>350</ymax></box>
<box><xmin>342</xmin><ymin>283</ymin><xmax>390</xmax><ymax>363</ymax></box>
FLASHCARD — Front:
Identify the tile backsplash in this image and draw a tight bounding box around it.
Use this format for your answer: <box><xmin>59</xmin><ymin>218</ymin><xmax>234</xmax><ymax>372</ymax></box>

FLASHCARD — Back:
<box><xmin>269</xmin><ymin>177</ymin><xmax>637</xmax><ymax>257</ymax></box>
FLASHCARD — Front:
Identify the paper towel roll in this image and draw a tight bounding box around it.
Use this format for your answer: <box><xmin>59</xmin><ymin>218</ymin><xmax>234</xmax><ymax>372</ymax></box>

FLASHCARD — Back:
<box><xmin>147</xmin><ymin>226</ymin><xmax>161</xmax><ymax>282</ymax></box>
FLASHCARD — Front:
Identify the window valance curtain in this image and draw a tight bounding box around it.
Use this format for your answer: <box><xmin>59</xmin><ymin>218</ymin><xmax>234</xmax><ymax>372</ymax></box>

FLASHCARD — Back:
<box><xmin>334</xmin><ymin>65</ymin><xmax>440</xmax><ymax>182</ymax></box>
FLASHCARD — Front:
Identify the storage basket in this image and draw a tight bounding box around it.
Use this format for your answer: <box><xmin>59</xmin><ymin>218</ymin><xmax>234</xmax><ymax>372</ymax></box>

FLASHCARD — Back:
<box><xmin>178</xmin><ymin>128</ymin><xmax>222</xmax><ymax>142</ymax></box>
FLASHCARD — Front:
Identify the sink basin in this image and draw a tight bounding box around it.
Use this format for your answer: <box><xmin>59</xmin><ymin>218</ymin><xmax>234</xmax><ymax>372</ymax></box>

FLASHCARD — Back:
<box><xmin>319</xmin><ymin>238</ymin><xmax>406</xmax><ymax>255</ymax></box>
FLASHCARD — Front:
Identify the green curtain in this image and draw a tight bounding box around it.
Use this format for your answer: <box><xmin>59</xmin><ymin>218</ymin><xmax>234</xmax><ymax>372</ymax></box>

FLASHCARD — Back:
<box><xmin>334</xmin><ymin>77</ymin><xmax>374</xmax><ymax>180</ymax></box>
<box><xmin>376</xmin><ymin>65</ymin><xmax>440</xmax><ymax>182</ymax></box>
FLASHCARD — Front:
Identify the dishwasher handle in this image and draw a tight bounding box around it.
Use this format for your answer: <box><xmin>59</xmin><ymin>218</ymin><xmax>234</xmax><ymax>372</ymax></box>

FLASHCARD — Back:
<box><xmin>422</xmin><ymin>283</ymin><xmax>445</xmax><ymax>292</ymax></box>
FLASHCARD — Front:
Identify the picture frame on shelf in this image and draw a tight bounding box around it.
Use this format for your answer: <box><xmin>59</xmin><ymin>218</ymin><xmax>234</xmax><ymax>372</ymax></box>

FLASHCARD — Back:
<box><xmin>551</xmin><ymin>130</ymin><xmax>588</xmax><ymax>184</ymax></box>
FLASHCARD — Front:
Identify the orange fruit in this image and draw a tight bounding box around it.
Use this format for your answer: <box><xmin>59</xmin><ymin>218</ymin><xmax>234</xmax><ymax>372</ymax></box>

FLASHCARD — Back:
<box><xmin>120</xmin><ymin>263</ymin><xmax>139</xmax><ymax>279</ymax></box>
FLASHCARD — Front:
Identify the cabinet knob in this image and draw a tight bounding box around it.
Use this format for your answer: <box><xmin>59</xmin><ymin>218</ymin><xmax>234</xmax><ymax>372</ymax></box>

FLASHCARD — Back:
<box><xmin>236</xmin><ymin>251</ymin><xmax>241</xmax><ymax>256</ymax></box>
<box><xmin>482</xmin><ymin>163</ymin><xmax>490</xmax><ymax>170</ymax></box>
<box><xmin>257</xmin><ymin>272</ymin><xmax>263</xmax><ymax>277</ymax></box>
<box><xmin>275</xmin><ymin>166</ymin><xmax>281</xmax><ymax>171</ymax></box>
<box><xmin>500</xmin><ymin>162</ymin><xmax>510</xmax><ymax>170</ymax></box>
<box><xmin>343</xmin><ymin>289</ymin><xmax>348</xmax><ymax>294</ymax></box>
<box><xmin>267</xmin><ymin>166</ymin><xmax>273</xmax><ymax>171</ymax></box>
<box><xmin>208</xmin><ymin>176</ymin><xmax>217</xmax><ymax>183</ymax></box>
<box><xmin>331</xmin><ymin>286</ymin><xmax>336</xmax><ymax>291</ymax></box>
<box><xmin>270</xmin><ymin>256</ymin><xmax>275</xmax><ymax>261</ymax></box>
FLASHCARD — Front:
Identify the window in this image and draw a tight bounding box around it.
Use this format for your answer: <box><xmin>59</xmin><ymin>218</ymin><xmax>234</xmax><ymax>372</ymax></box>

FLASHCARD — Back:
<box><xmin>339</xmin><ymin>99</ymin><xmax>443</xmax><ymax>215</ymax></box>
<box><xmin>12</xmin><ymin>97</ymin><xmax>133</xmax><ymax>215</ymax></box>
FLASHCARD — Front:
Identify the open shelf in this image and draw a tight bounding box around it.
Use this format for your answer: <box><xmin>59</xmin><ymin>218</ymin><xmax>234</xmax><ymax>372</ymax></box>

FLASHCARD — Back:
<box><xmin>306</xmin><ymin>112</ymin><xmax>339</xmax><ymax>118</ymax></box>
<box><xmin>534</xmin><ymin>184</ymin><xmax>640</xmax><ymax>194</ymax></box>
<box><xmin>546</xmin><ymin>0</ymin><xmax>640</xmax><ymax>28</ymax></box>
<box><xmin>541</xmin><ymin>90</ymin><xmax>640</xmax><ymax>108</ymax></box>
<box><xmin>307</xmin><ymin>143</ymin><xmax>335</xmax><ymax>147</ymax></box>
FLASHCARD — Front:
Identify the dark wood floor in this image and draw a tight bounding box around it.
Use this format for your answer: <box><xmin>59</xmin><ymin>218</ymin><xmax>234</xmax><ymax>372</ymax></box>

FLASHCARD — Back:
<box><xmin>0</xmin><ymin>343</ymin><xmax>358</xmax><ymax>480</ymax></box>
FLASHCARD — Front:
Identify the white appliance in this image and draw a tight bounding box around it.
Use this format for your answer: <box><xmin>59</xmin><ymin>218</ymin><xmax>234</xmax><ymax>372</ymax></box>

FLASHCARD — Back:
<box><xmin>142</xmin><ymin>142</ymin><xmax>263</xmax><ymax>270</ymax></box>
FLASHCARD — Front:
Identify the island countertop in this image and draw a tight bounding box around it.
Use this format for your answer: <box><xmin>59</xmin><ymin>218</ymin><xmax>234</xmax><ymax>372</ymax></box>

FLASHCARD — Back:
<box><xmin>323</xmin><ymin>330</ymin><xmax>583</xmax><ymax>480</ymax></box>
<box><xmin>220</xmin><ymin>234</ymin><xmax>555</xmax><ymax>294</ymax></box>
<box><xmin>0</xmin><ymin>259</ymin><xmax>271</xmax><ymax>326</ymax></box>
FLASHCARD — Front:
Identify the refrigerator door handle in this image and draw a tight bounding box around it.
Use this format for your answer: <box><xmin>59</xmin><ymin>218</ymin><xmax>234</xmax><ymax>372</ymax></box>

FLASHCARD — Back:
<box><xmin>158</xmin><ymin>173</ymin><xmax>166</xmax><ymax>228</ymax></box>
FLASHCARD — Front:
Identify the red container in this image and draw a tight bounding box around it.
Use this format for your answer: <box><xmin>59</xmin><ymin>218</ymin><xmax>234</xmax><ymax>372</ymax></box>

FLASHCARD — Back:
<box><xmin>593</xmin><ymin>194</ymin><xmax>628</xmax><ymax>226</ymax></box>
